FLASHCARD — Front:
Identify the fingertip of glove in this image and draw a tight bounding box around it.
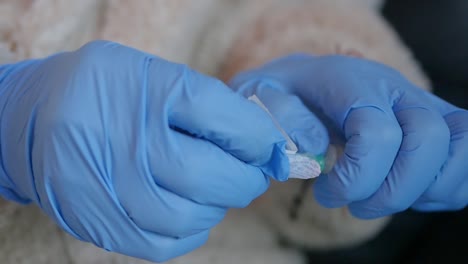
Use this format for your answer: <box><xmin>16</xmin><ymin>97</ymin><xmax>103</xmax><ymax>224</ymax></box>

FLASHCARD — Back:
<box><xmin>290</xmin><ymin>129</ymin><xmax>329</xmax><ymax>156</ymax></box>
<box><xmin>259</xmin><ymin>141</ymin><xmax>290</xmax><ymax>182</ymax></box>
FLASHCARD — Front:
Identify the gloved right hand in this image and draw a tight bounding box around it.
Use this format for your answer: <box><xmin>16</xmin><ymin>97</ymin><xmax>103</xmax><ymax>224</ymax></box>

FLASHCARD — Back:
<box><xmin>0</xmin><ymin>40</ymin><xmax>289</xmax><ymax>262</ymax></box>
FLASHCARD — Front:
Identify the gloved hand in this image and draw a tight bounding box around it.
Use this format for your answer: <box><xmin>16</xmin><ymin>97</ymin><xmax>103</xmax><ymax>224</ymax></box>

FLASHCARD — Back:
<box><xmin>229</xmin><ymin>54</ymin><xmax>468</xmax><ymax>219</ymax></box>
<box><xmin>236</xmin><ymin>85</ymin><xmax>330</xmax><ymax>161</ymax></box>
<box><xmin>0</xmin><ymin>40</ymin><xmax>289</xmax><ymax>262</ymax></box>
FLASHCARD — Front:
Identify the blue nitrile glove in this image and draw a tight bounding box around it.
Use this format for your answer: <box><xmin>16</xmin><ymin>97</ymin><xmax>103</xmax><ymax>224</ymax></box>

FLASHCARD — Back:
<box><xmin>234</xmin><ymin>80</ymin><xmax>330</xmax><ymax>166</ymax></box>
<box><xmin>0</xmin><ymin>40</ymin><xmax>289</xmax><ymax>262</ymax></box>
<box><xmin>229</xmin><ymin>54</ymin><xmax>468</xmax><ymax>219</ymax></box>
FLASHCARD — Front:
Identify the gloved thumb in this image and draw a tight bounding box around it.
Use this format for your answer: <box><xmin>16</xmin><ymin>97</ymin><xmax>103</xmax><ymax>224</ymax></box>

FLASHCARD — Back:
<box><xmin>233</xmin><ymin>78</ymin><xmax>330</xmax><ymax>157</ymax></box>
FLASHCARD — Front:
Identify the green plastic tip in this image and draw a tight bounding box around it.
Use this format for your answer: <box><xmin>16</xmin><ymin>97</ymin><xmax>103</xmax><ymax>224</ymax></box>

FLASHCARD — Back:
<box><xmin>299</xmin><ymin>153</ymin><xmax>327</xmax><ymax>172</ymax></box>
<box><xmin>315</xmin><ymin>154</ymin><xmax>327</xmax><ymax>171</ymax></box>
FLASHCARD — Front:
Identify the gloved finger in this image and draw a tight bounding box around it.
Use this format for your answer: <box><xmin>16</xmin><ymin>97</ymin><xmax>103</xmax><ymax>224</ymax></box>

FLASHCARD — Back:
<box><xmin>33</xmin><ymin>122</ymin><xmax>225</xmax><ymax>241</ymax></box>
<box><xmin>114</xmin><ymin>160</ymin><xmax>227</xmax><ymax>238</ymax></box>
<box><xmin>64</xmin><ymin>192</ymin><xmax>211</xmax><ymax>263</ymax></box>
<box><xmin>164</xmin><ymin>66</ymin><xmax>288</xmax><ymax>179</ymax></box>
<box><xmin>33</xmin><ymin>136</ymin><xmax>211</xmax><ymax>263</ymax></box>
<box><xmin>348</xmin><ymin>103</ymin><xmax>451</xmax><ymax>219</ymax></box>
<box><xmin>148</xmin><ymin>129</ymin><xmax>272</xmax><ymax>208</ymax></box>
<box><xmin>75</xmin><ymin>192</ymin><xmax>211</xmax><ymax>263</ymax></box>
<box><xmin>313</xmin><ymin>106</ymin><xmax>402</xmax><ymax>208</ymax></box>
<box><xmin>412</xmin><ymin>110</ymin><xmax>468</xmax><ymax>210</ymax></box>
<box><xmin>236</xmin><ymin>81</ymin><xmax>329</xmax><ymax>155</ymax></box>
<box><xmin>126</xmin><ymin>229</ymin><xmax>210</xmax><ymax>263</ymax></box>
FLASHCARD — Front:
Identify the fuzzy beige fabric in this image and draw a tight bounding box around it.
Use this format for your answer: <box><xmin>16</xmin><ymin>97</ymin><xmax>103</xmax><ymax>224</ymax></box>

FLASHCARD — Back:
<box><xmin>0</xmin><ymin>0</ymin><xmax>429</xmax><ymax>263</ymax></box>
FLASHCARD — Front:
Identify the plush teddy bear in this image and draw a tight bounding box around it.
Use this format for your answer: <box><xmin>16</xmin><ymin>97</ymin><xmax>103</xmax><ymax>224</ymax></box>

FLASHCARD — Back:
<box><xmin>0</xmin><ymin>0</ymin><xmax>430</xmax><ymax>263</ymax></box>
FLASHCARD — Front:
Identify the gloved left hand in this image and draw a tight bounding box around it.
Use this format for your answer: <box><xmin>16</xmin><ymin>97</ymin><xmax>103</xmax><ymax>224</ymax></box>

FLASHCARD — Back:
<box><xmin>0</xmin><ymin>40</ymin><xmax>289</xmax><ymax>262</ymax></box>
<box><xmin>228</xmin><ymin>54</ymin><xmax>468</xmax><ymax>219</ymax></box>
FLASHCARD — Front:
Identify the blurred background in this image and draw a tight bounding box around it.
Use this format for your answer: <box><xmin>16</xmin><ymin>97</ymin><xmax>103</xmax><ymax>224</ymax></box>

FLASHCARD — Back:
<box><xmin>305</xmin><ymin>0</ymin><xmax>468</xmax><ymax>263</ymax></box>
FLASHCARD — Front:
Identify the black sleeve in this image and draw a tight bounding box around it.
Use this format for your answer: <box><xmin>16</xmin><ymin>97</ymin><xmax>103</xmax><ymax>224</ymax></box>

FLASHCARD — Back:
<box><xmin>382</xmin><ymin>0</ymin><xmax>468</xmax><ymax>109</ymax></box>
